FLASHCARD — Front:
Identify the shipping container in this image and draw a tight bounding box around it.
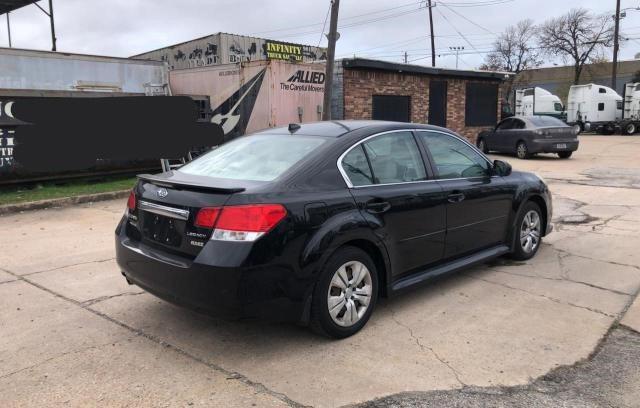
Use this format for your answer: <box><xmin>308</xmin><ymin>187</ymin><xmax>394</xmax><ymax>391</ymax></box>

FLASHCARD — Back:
<box><xmin>0</xmin><ymin>47</ymin><xmax>168</xmax><ymax>97</ymax></box>
<box><xmin>169</xmin><ymin>59</ymin><xmax>326</xmax><ymax>139</ymax></box>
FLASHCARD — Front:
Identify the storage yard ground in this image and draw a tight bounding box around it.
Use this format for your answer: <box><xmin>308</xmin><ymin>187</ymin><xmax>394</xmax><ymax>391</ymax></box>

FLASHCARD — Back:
<box><xmin>1</xmin><ymin>135</ymin><xmax>640</xmax><ymax>407</ymax></box>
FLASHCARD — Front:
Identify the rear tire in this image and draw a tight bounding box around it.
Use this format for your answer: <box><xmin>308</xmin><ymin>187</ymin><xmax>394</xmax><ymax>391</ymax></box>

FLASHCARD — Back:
<box><xmin>477</xmin><ymin>138</ymin><xmax>489</xmax><ymax>153</ymax></box>
<box><xmin>516</xmin><ymin>141</ymin><xmax>531</xmax><ymax>159</ymax></box>
<box><xmin>510</xmin><ymin>201</ymin><xmax>543</xmax><ymax>261</ymax></box>
<box><xmin>624</xmin><ymin>122</ymin><xmax>636</xmax><ymax>135</ymax></box>
<box><xmin>572</xmin><ymin>124</ymin><xmax>582</xmax><ymax>135</ymax></box>
<box><xmin>558</xmin><ymin>151</ymin><xmax>573</xmax><ymax>159</ymax></box>
<box><xmin>310</xmin><ymin>246</ymin><xmax>378</xmax><ymax>339</ymax></box>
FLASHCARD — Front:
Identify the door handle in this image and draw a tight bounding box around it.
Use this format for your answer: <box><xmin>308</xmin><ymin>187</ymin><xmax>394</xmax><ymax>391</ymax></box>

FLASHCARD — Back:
<box><xmin>365</xmin><ymin>200</ymin><xmax>391</xmax><ymax>214</ymax></box>
<box><xmin>447</xmin><ymin>192</ymin><xmax>465</xmax><ymax>203</ymax></box>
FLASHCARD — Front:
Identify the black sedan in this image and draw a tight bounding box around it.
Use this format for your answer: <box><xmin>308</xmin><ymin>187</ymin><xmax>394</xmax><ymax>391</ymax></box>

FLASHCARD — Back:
<box><xmin>116</xmin><ymin>121</ymin><xmax>553</xmax><ymax>338</ymax></box>
<box><xmin>477</xmin><ymin>115</ymin><xmax>579</xmax><ymax>159</ymax></box>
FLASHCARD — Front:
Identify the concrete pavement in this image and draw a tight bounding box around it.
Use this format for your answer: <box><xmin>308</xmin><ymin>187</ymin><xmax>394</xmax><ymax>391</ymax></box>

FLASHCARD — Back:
<box><xmin>1</xmin><ymin>135</ymin><xmax>639</xmax><ymax>407</ymax></box>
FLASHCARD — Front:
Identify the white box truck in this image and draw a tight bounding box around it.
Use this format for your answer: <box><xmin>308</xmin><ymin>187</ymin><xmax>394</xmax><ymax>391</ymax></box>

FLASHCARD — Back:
<box><xmin>566</xmin><ymin>84</ymin><xmax>622</xmax><ymax>134</ymax></box>
<box><xmin>514</xmin><ymin>87</ymin><xmax>564</xmax><ymax>118</ymax></box>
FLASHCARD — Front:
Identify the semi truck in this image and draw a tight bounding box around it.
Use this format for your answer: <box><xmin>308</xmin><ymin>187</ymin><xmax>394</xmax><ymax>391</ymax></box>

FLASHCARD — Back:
<box><xmin>566</xmin><ymin>83</ymin><xmax>623</xmax><ymax>135</ymax></box>
<box><xmin>514</xmin><ymin>87</ymin><xmax>564</xmax><ymax>118</ymax></box>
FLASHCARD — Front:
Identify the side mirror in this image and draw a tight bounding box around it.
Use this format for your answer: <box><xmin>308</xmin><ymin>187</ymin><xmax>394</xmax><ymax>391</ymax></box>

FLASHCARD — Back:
<box><xmin>493</xmin><ymin>160</ymin><xmax>512</xmax><ymax>177</ymax></box>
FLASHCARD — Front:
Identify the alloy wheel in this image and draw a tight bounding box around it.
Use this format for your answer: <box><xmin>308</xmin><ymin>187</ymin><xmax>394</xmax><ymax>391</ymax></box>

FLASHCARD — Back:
<box><xmin>327</xmin><ymin>261</ymin><xmax>373</xmax><ymax>327</ymax></box>
<box><xmin>517</xmin><ymin>142</ymin><xmax>528</xmax><ymax>159</ymax></box>
<box><xmin>520</xmin><ymin>210</ymin><xmax>541</xmax><ymax>254</ymax></box>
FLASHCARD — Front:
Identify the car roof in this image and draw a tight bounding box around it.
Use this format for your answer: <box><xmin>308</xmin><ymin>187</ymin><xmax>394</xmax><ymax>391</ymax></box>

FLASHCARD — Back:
<box><xmin>254</xmin><ymin>120</ymin><xmax>451</xmax><ymax>138</ymax></box>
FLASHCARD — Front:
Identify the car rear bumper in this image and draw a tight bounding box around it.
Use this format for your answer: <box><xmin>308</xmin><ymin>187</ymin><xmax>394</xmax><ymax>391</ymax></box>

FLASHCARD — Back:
<box><xmin>115</xmin><ymin>217</ymin><xmax>309</xmax><ymax>323</ymax></box>
<box><xmin>530</xmin><ymin>139</ymin><xmax>579</xmax><ymax>153</ymax></box>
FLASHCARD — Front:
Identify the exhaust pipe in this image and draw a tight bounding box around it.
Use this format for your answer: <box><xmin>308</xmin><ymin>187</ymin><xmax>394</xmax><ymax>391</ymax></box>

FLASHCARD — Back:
<box><xmin>121</xmin><ymin>271</ymin><xmax>133</xmax><ymax>285</ymax></box>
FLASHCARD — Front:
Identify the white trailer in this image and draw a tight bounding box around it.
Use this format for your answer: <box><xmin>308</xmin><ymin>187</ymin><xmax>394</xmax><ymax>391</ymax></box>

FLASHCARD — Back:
<box><xmin>566</xmin><ymin>83</ymin><xmax>622</xmax><ymax>134</ymax></box>
<box><xmin>514</xmin><ymin>87</ymin><xmax>564</xmax><ymax>118</ymax></box>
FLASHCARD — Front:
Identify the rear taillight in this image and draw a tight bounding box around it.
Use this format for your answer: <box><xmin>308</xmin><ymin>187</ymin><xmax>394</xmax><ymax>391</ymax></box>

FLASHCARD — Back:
<box><xmin>127</xmin><ymin>191</ymin><xmax>136</xmax><ymax>211</ymax></box>
<box><xmin>205</xmin><ymin>204</ymin><xmax>287</xmax><ymax>242</ymax></box>
<box><xmin>195</xmin><ymin>207</ymin><xmax>221</xmax><ymax>229</ymax></box>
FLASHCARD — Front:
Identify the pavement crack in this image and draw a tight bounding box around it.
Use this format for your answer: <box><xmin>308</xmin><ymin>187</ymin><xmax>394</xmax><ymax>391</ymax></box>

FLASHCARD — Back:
<box><xmin>554</xmin><ymin>250</ymin><xmax>640</xmax><ymax>272</ymax></box>
<box><xmin>21</xmin><ymin>258</ymin><xmax>116</xmax><ymax>277</ymax></box>
<box><xmin>0</xmin><ymin>339</ymin><xmax>126</xmax><ymax>380</ymax></box>
<box><xmin>0</xmin><ymin>268</ymin><xmax>309</xmax><ymax>408</ymax></box>
<box><xmin>463</xmin><ymin>274</ymin><xmax>617</xmax><ymax>319</ymax></box>
<box><xmin>386</xmin><ymin>305</ymin><xmax>466</xmax><ymax>388</ymax></box>
<box><xmin>487</xmin><ymin>269</ymin><xmax>633</xmax><ymax>297</ymax></box>
<box><xmin>82</xmin><ymin>291</ymin><xmax>146</xmax><ymax>306</ymax></box>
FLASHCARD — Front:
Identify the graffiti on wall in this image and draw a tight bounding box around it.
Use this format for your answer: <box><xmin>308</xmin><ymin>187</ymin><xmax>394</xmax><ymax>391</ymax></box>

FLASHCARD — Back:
<box><xmin>140</xmin><ymin>35</ymin><xmax>327</xmax><ymax>70</ymax></box>
<box><xmin>0</xmin><ymin>101</ymin><xmax>17</xmax><ymax>170</ymax></box>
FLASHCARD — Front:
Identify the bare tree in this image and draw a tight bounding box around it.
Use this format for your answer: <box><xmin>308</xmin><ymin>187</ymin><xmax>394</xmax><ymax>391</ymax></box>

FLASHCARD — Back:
<box><xmin>480</xmin><ymin>19</ymin><xmax>541</xmax><ymax>73</ymax></box>
<box><xmin>538</xmin><ymin>8</ymin><xmax>614</xmax><ymax>84</ymax></box>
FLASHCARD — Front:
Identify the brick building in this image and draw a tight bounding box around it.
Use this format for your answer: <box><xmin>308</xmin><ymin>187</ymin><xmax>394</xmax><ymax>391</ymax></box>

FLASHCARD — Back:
<box><xmin>331</xmin><ymin>58</ymin><xmax>508</xmax><ymax>142</ymax></box>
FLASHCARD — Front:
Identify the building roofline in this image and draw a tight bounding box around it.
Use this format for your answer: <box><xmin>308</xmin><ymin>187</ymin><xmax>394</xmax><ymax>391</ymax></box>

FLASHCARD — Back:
<box><xmin>341</xmin><ymin>58</ymin><xmax>510</xmax><ymax>81</ymax></box>
<box><xmin>130</xmin><ymin>32</ymin><xmax>326</xmax><ymax>58</ymax></box>
<box><xmin>0</xmin><ymin>46</ymin><xmax>166</xmax><ymax>65</ymax></box>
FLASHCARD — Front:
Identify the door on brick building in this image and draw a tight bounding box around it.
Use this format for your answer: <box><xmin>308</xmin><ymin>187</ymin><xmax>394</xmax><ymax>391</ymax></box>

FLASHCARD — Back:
<box><xmin>428</xmin><ymin>80</ymin><xmax>447</xmax><ymax>127</ymax></box>
<box><xmin>372</xmin><ymin>95</ymin><xmax>411</xmax><ymax>122</ymax></box>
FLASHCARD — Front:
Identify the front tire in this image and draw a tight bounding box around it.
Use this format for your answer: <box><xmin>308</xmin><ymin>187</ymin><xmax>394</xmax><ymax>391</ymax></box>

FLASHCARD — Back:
<box><xmin>558</xmin><ymin>151</ymin><xmax>573</xmax><ymax>159</ymax></box>
<box><xmin>510</xmin><ymin>202</ymin><xmax>543</xmax><ymax>261</ymax></box>
<box><xmin>310</xmin><ymin>246</ymin><xmax>378</xmax><ymax>339</ymax></box>
<box><xmin>516</xmin><ymin>141</ymin><xmax>531</xmax><ymax>159</ymax></box>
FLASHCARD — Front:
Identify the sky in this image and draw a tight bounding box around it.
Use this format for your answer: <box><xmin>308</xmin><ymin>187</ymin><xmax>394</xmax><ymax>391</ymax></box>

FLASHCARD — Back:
<box><xmin>2</xmin><ymin>0</ymin><xmax>640</xmax><ymax>70</ymax></box>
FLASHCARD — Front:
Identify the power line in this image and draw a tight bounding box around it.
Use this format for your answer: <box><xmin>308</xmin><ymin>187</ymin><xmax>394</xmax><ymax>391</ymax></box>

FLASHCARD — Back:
<box><xmin>249</xmin><ymin>1</ymin><xmax>422</xmax><ymax>36</ymax></box>
<box><xmin>434</xmin><ymin>5</ymin><xmax>479</xmax><ymax>52</ymax></box>
<box><xmin>439</xmin><ymin>2</ymin><xmax>496</xmax><ymax>34</ymax></box>
<box><xmin>317</xmin><ymin>3</ymin><xmax>331</xmax><ymax>47</ymax></box>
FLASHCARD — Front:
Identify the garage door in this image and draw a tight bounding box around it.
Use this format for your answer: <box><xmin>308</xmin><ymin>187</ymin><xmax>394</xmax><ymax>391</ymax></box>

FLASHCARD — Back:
<box><xmin>372</xmin><ymin>95</ymin><xmax>411</xmax><ymax>122</ymax></box>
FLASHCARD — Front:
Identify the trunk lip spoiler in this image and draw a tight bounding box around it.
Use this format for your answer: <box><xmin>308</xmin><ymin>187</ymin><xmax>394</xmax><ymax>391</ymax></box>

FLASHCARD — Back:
<box><xmin>137</xmin><ymin>174</ymin><xmax>246</xmax><ymax>194</ymax></box>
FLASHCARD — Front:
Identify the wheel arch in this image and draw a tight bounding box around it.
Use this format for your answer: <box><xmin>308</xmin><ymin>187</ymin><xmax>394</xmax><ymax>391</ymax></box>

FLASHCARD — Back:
<box><xmin>335</xmin><ymin>239</ymin><xmax>390</xmax><ymax>298</ymax></box>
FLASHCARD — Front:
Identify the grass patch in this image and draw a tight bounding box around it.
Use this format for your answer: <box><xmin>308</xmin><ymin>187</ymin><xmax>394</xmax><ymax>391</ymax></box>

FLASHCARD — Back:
<box><xmin>0</xmin><ymin>176</ymin><xmax>136</xmax><ymax>205</ymax></box>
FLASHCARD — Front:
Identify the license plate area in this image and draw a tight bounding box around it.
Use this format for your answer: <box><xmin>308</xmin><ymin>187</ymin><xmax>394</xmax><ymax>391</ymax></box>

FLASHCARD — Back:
<box><xmin>141</xmin><ymin>213</ymin><xmax>184</xmax><ymax>247</ymax></box>
<box><xmin>556</xmin><ymin>143</ymin><xmax>567</xmax><ymax>149</ymax></box>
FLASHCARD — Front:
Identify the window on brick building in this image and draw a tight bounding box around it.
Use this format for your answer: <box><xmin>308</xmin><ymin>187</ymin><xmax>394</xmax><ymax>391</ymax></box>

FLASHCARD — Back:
<box><xmin>465</xmin><ymin>82</ymin><xmax>498</xmax><ymax>126</ymax></box>
<box><xmin>372</xmin><ymin>95</ymin><xmax>411</xmax><ymax>122</ymax></box>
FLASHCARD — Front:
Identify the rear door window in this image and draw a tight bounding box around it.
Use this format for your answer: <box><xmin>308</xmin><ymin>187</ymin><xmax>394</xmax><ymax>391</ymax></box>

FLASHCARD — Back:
<box><xmin>342</xmin><ymin>145</ymin><xmax>374</xmax><ymax>186</ymax></box>
<box><xmin>418</xmin><ymin>132</ymin><xmax>490</xmax><ymax>179</ymax></box>
<box><xmin>362</xmin><ymin>131</ymin><xmax>427</xmax><ymax>184</ymax></box>
<box><xmin>179</xmin><ymin>134</ymin><xmax>326</xmax><ymax>181</ymax></box>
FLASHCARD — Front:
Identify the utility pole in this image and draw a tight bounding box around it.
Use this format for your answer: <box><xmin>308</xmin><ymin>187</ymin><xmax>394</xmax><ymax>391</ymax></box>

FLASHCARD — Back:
<box><xmin>322</xmin><ymin>0</ymin><xmax>340</xmax><ymax>121</ymax></box>
<box><xmin>427</xmin><ymin>0</ymin><xmax>436</xmax><ymax>67</ymax></box>
<box><xmin>612</xmin><ymin>0</ymin><xmax>621</xmax><ymax>89</ymax></box>
<box><xmin>49</xmin><ymin>0</ymin><xmax>57</xmax><ymax>51</ymax></box>
<box><xmin>450</xmin><ymin>46</ymin><xmax>464</xmax><ymax>69</ymax></box>
<box><xmin>404</xmin><ymin>51</ymin><xmax>408</xmax><ymax>63</ymax></box>
<box><xmin>5</xmin><ymin>12</ymin><xmax>11</xmax><ymax>48</ymax></box>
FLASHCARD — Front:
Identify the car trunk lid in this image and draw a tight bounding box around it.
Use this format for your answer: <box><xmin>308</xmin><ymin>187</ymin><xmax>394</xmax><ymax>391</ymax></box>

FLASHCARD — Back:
<box><xmin>128</xmin><ymin>172</ymin><xmax>247</xmax><ymax>258</ymax></box>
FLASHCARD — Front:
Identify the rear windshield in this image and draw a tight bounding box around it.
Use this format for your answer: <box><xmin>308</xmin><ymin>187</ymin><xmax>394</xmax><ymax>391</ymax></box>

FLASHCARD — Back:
<box><xmin>527</xmin><ymin>116</ymin><xmax>567</xmax><ymax>127</ymax></box>
<box><xmin>179</xmin><ymin>134</ymin><xmax>326</xmax><ymax>181</ymax></box>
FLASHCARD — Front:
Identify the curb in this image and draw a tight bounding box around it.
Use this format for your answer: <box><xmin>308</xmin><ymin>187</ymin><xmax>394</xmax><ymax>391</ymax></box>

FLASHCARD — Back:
<box><xmin>0</xmin><ymin>189</ymin><xmax>130</xmax><ymax>216</ymax></box>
